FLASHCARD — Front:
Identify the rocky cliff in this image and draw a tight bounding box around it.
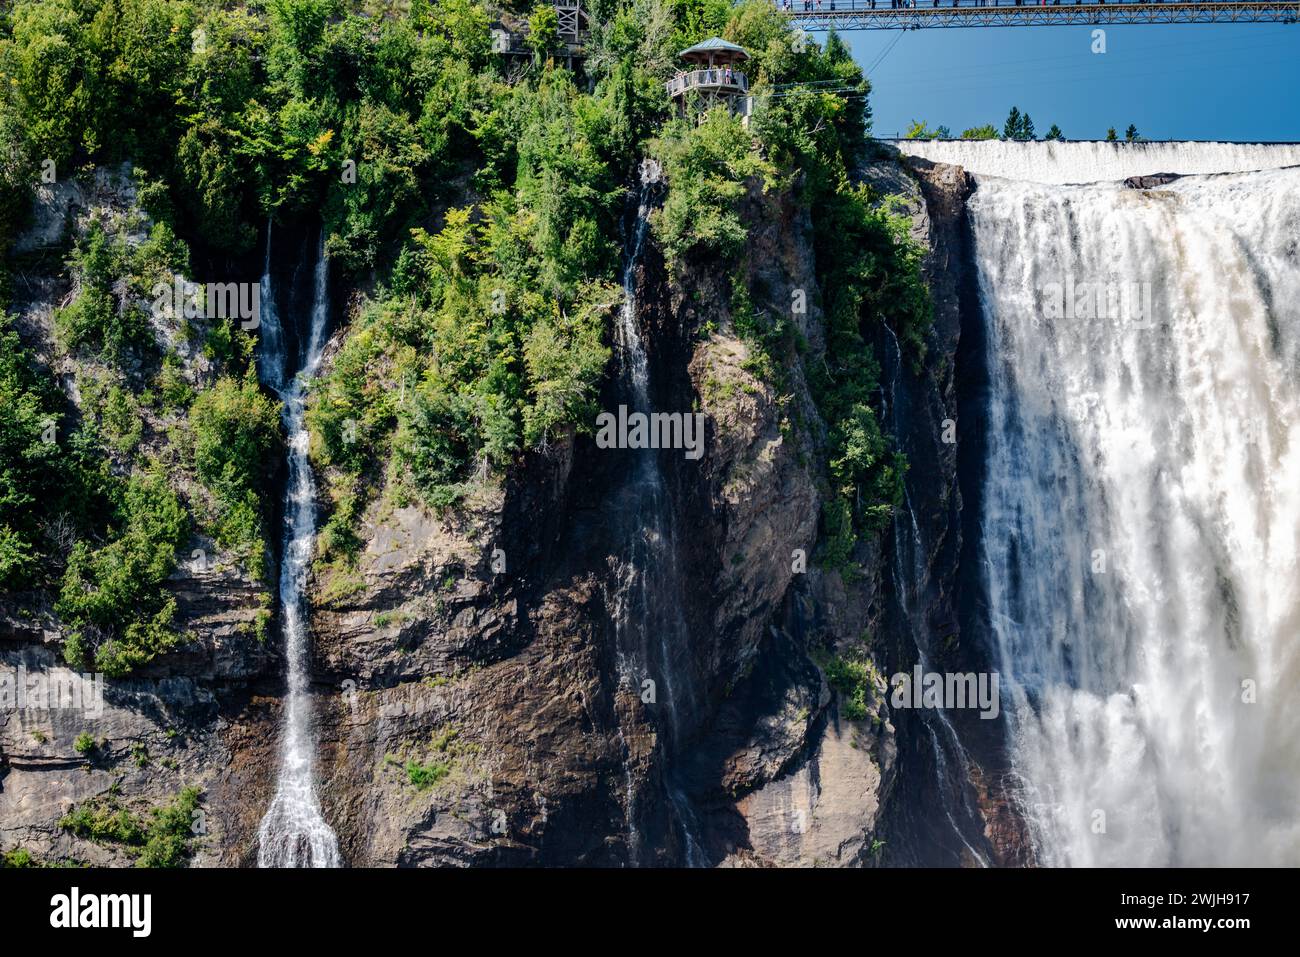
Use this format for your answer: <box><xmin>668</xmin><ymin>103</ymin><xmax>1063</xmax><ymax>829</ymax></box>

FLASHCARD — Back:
<box><xmin>0</xmin><ymin>166</ymin><xmax>278</xmax><ymax>866</ymax></box>
<box><xmin>1</xmin><ymin>152</ymin><xmax>1013</xmax><ymax>868</ymax></box>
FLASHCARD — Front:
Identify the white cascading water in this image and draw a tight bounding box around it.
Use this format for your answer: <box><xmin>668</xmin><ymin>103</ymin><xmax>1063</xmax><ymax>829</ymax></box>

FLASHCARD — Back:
<box><xmin>967</xmin><ymin>149</ymin><xmax>1300</xmax><ymax>866</ymax></box>
<box><xmin>256</xmin><ymin>232</ymin><xmax>341</xmax><ymax>867</ymax></box>
<box><xmin>896</xmin><ymin>139</ymin><xmax>1300</xmax><ymax>186</ymax></box>
<box><xmin>611</xmin><ymin>159</ymin><xmax>705</xmax><ymax>866</ymax></box>
<box><xmin>256</xmin><ymin>221</ymin><xmax>286</xmax><ymax>392</ymax></box>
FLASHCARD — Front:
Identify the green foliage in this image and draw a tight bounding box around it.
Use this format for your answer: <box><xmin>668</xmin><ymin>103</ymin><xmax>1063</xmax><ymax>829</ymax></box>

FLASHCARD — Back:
<box><xmin>189</xmin><ymin>373</ymin><xmax>281</xmax><ymax>579</ymax></box>
<box><xmin>59</xmin><ymin>801</ymin><xmax>145</xmax><ymax>845</ymax></box>
<box><xmin>53</xmin><ymin>222</ymin><xmax>152</xmax><ymax>362</ymax></box>
<box><xmin>405</xmin><ymin>757</ymin><xmax>451</xmax><ymax>790</ymax></box>
<box><xmin>808</xmin><ymin>184</ymin><xmax>921</xmax><ymax>567</ymax></box>
<box><xmin>136</xmin><ymin>786</ymin><xmax>201</xmax><ymax>868</ymax></box>
<box><xmin>73</xmin><ymin>731</ymin><xmax>97</xmax><ymax>755</ymax></box>
<box><xmin>1002</xmin><ymin>106</ymin><xmax>1035</xmax><ymax>141</ymax></box>
<box><xmin>99</xmin><ymin>385</ymin><xmax>143</xmax><ymax>457</ymax></box>
<box><xmin>404</xmin><ymin>724</ymin><xmax>463</xmax><ymax>789</ymax></box>
<box><xmin>904</xmin><ymin>120</ymin><xmax>942</xmax><ymax>141</ymax></box>
<box><xmin>652</xmin><ymin>109</ymin><xmax>770</xmax><ymax>263</ymax></box>
<box><xmin>526</xmin><ymin>4</ymin><xmax>559</xmax><ymax>61</ymax></box>
<box><xmin>310</xmin><ymin>64</ymin><xmax>627</xmax><ymax>520</ymax></box>
<box><xmin>1045</xmin><ymin>124</ymin><xmax>1064</xmax><ymax>141</ymax></box>
<box><xmin>823</xmin><ymin>653</ymin><xmax>877</xmax><ymax>722</ymax></box>
<box><xmin>58</xmin><ymin>787</ymin><xmax>201</xmax><ymax>868</ymax></box>
<box><xmin>961</xmin><ymin>124</ymin><xmax>999</xmax><ymax>141</ymax></box>
<box><xmin>57</xmin><ymin>469</ymin><xmax>189</xmax><ymax>677</ymax></box>
<box><xmin>1</xmin><ymin>848</ymin><xmax>36</xmax><ymax>867</ymax></box>
<box><xmin>0</xmin><ymin>317</ymin><xmax>64</xmax><ymax>587</ymax></box>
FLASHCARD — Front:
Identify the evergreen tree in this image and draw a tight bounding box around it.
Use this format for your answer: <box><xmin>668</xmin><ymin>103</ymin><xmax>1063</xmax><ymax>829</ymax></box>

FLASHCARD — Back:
<box><xmin>1125</xmin><ymin>124</ymin><xmax>1140</xmax><ymax>142</ymax></box>
<box><xmin>1045</xmin><ymin>124</ymin><xmax>1064</xmax><ymax>141</ymax></box>
<box><xmin>1003</xmin><ymin>106</ymin><xmax>1022</xmax><ymax>140</ymax></box>
<box><xmin>1106</xmin><ymin>127</ymin><xmax>1118</xmax><ymax>142</ymax></box>
<box><xmin>1020</xmin><ymin>113</ymin><xmax>1035</xmax><ymax>141</ymax></box>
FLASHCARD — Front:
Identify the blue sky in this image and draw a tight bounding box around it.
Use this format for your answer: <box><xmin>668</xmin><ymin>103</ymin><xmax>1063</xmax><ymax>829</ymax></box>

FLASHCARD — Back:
<box><xmin>839</xmin><ymin>22</ymin><xmax>1300</xmax><ymax>141</ymax></box>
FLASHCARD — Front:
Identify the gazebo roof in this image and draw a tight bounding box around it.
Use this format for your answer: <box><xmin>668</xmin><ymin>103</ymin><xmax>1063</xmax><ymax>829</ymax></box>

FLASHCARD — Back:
<box><xmin>678</xmin><ymin>37</ymin><xmax>750</xmax><ymax>64</ymax></box>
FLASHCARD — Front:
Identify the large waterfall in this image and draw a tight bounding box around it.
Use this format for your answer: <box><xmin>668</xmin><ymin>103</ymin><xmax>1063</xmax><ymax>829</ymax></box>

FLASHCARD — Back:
<box><xmin>256</xmin><ymin>230</ymin><xmax>342</xmax><ymax>868</ymax></box>
<box><xmin>962</xmin><ymin>148</ymin><xmax>1300</xmax><ymax>866</ymax></box>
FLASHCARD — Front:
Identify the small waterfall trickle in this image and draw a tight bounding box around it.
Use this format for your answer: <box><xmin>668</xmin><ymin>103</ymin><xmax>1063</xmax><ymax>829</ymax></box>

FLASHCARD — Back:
<box><xmin>256</xmin><ymin>221</ymin><xmax>286</xmax><ymax>392</ymax></box>
<box><xmin>610</xmin><ymin>159</ymin><xmax>706</xmax><ymax>866</ymax></box>
<box><xmin>256</xmin><ymin>229</ymin><xmax>341</xmax><ymax>868</ymax></box>
<box><xmin>881</xmin><ymin>324</ymin><xmax>991</xmax><ymax>867</ymax></box>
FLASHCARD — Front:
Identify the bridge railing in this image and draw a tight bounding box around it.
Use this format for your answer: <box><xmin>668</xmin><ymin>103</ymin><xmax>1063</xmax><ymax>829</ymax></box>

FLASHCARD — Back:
<box><xmin>666</xmin><ymin>69</ymin><xmax>751</xmax><ymax>98</ymax></box>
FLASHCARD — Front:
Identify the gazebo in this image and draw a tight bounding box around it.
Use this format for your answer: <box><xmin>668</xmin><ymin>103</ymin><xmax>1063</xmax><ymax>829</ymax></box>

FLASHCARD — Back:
<box><xmin>666</xmin><ymin>37</ymin><xmax>751</xmax><ymax>113</ymax></box>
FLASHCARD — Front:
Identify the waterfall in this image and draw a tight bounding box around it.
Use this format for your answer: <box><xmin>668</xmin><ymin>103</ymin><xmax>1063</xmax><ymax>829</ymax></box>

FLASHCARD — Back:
<box><xmin>610</xmin><ymin>160</ymin><xmax>705</xmax><ymax>866</ymax></box>
<box><xmin>966</xmin><ymin>151</ymin><xmax>1300</xmax><ymax>866</ymax></box>
<box><xmin>256</xmin><ymin>230</ymin><xmax>341</xmax><ymax>868</ymax></box>
<box><xmin>882</xmin><ymin>325</ymin><xmax>990</xmax><ymax>867</ymax></box>
<box><xmin>895</xmin><ymin>139</ymin><xmax>1300</xmax><ymax>186</ymax></box>
<box><xmin>256</xmin><ymin>221</ymin><xmax>286</xmax><ymax>392</ymax></box>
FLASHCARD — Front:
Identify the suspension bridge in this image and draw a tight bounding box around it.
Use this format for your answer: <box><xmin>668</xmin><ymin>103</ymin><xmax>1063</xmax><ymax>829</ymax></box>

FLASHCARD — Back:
<box><xmin>780</xmin><ymin>0</ymin><xmax>1299</xmax><ymax>30</ymax></box>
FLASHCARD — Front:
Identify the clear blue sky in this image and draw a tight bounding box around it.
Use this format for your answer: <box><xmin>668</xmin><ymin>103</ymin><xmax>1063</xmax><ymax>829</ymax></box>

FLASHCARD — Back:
<box><xmin>839</xmin><ymin>22</ymin><xmax>1300</xmax><ymax>140</ymax></box>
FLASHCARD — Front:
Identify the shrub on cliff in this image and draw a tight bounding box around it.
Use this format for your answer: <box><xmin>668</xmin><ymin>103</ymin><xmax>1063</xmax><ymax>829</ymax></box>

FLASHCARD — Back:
<box><xmin>189</xmin><ymin>372</ymin><xmax>282</xmax><ymax>580</ymax></box>
<box><xmin>652</xmin><ymin>109</ymin><xmax>771</xmax><ymax>264</ymax></box>
<box><xmin>0</xmin><ymin>317</ymin><xmax>67</xmax><ymax>587</ymax></box>
<box><xmin>58</xmin><ymin>469</ymin><xmax>189</xmax><ymax>676</ymax></box>
<box><xmin>53</xmin><ymin>222</ymin><xmax>153</xmax><ymax>363</ymax></box>
<box><xmin>58</xmin><ymin>787</ymin><xmax>202</xmax><ymax>868</ymax></box>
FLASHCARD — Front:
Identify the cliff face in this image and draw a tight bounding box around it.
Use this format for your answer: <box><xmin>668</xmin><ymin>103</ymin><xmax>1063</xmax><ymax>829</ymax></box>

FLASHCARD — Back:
<box><xmin>1</xmin><ymin>153</ymin><xmax>1010</xmax><ymax>868</ymax></box>
<box><xmin>0</xmin><ymin>167</ymin><xmax>277</xmax><ymax>866</ymax></box>
<box><xmin>299</xmin><ymin>153</ymin><xmax>984</xmax><ymax>867</ymax></box>
<box><xmin>865</xmin><ymin>150</ymin><xmax>1032</xmax><ymax>867</ymax></box>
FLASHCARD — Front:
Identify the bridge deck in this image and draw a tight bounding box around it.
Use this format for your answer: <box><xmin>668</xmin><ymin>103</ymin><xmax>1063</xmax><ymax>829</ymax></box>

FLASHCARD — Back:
<box><xmin>779</xmin><ymin>1</ymin><xmax>1300</xmax><ymax>30</ymax></box>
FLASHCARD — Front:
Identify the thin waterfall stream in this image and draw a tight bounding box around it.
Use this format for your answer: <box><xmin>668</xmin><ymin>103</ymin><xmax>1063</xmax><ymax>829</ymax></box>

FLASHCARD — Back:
<box><xmin>256</xmin><ymin>229</ymin><xmax>341</xmax><ymax>868</ymax></box>
<box><xmin>610</xmin><ymin>160</ymin><xmax>706</xmax><ymax>866</ymax></box>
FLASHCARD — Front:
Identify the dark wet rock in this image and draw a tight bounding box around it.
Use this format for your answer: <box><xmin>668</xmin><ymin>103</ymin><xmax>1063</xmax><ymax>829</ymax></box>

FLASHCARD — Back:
<box><xmin>1124</xmin><ymin>172</ymin><xmax>1182</xmax><ymax>189</ymax></box>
